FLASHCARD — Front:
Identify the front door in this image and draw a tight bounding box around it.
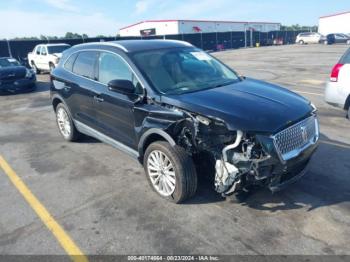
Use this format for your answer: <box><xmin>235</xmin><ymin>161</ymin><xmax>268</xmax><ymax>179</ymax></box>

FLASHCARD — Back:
<box><xmin>94</xmin><ymin>52</ymin><xmax>143</xmax><ymax>149</ymax></box>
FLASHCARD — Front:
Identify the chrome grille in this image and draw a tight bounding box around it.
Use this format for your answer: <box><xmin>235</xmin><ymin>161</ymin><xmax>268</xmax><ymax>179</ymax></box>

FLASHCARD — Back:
<box><xmin>273</xmin><ymin>116</ymin><xmax>319</xmax><ymax>161</ymax></box>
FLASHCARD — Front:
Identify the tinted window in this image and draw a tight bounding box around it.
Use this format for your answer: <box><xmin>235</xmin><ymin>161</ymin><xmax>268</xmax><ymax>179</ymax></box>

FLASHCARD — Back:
<box><xmin>64</xmin><ymin>53</ymin><xmax>78</xmax><ymax>71</ymax></box>
<box><xmin>48</xmin><ymin>45</ymin><xmax>70</xmax><ymax>54</ymax></box>
<box><xmin>340</xmin><ymin>49</ymin><xmax>350</xmax><ymax>64</ymax></box>
<box><xmin>0</xmin><ymin>58</ymin><xmax>21</xmax><ymax>68</ymax></box>
<box><xmin>73</xmin><ymin>51</ymin><xmax>99</xmax><ymax>79</ymax></box>
<box><xmin>41</xmin><ymin>47</ymin><xmax>47</xmax><ymax>55</ymax></box>
<box><xmin>98</xmin><ymin>53</ymin><xmax>133</xmax><ymax>84</ymax></box>
<box><xmin>98</xmin><ymin>52</ymin><xmax>143</xmax><ymax>94</ymax></box>
<box><xmin>36</xmin><ymin>46</ymin><xmax>41</xmax><ymax>55</ymax></box>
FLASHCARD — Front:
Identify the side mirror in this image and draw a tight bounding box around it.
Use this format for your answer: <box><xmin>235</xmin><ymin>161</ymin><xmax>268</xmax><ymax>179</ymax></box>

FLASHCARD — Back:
<box><xmin>108</xmin><ymin>79</ymin><xmax>135</xmax><ymax>95</ymax></box>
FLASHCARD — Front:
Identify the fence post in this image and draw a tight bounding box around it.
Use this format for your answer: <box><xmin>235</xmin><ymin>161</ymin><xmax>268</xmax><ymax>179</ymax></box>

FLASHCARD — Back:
<box><xmin>6</xmin><ymin>39</ymin><xmax>12</xmax><ymax>58</ymax></box>
<box><xmin>244</xmin><ymin>24</ymin><xmax>247</xmax><ymax>48</ymax></box>
<box><xmin>250</xmin><ymin>29</ymin><xmax>253</xmax><ymax>47</ymax></box>
<box><xmin>200</xmin><ymin>32</ymin><xmax>203</xmax><ymax>49</ymax></box>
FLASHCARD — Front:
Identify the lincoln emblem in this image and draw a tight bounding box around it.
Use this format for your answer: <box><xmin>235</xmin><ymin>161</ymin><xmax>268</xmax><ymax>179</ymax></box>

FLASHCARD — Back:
<box><xmin>301</xmin><ymin>126</ymin><xmax>308</xmax><ymax>142</ymax></box>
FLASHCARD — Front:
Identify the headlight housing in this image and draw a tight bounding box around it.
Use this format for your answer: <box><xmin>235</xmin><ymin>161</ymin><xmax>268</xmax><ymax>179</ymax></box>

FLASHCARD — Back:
<box><xmin>54</xmin><ymin>57</ymin><xmax>60</xmax><ymax>64</ymax></box>
<box><xmin>25</xmin><ymin>68</ymin><xmax>35</xmax><ymax>78</ymax></box>
<box><xmin>310</xmin><ymin>103</ymin><xmax>317</xmax><ymax>113</ymax></box>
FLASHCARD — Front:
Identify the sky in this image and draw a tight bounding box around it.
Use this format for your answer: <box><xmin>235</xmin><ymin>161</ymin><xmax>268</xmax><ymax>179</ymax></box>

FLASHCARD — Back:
<box><xmin>0</xmin><ymin>0</ymin><xmax>349</xmax><ymax>38</ymax></box>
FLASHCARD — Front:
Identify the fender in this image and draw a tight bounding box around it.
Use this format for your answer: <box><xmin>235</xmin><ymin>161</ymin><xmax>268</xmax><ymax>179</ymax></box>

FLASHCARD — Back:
<box><xmin>138</xmin><ymin>128</ymin><xmax>176</xmax><ymax>157</ymax></box>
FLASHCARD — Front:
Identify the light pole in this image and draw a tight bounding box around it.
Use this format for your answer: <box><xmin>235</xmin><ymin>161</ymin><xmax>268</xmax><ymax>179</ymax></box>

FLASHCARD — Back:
<box><xmin>6</xmin><ymin>38</ymin><xmax>12</xmax><ymax>57</ymax></box>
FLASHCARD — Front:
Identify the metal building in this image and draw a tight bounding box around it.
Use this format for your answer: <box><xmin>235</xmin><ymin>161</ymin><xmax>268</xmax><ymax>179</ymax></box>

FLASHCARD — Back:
<box><xmin>319</xmin><ymin>11</ymin><xmax>350</xmax><ymax>35</ymax></box>
<box><xmin>119</xmin><ymin>19</ymin><xmax>281</xmax><ymax>37</ymax></box>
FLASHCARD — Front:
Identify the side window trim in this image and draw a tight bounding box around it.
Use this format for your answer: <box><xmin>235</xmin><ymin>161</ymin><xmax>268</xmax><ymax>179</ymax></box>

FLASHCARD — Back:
<box><xmin>63</xmin><ymin>49</ymin><xmax>146</xmax><ymax>95</ymax></box>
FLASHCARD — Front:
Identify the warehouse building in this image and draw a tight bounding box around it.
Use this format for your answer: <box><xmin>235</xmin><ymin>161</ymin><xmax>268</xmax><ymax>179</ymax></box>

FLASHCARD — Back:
<box><xmin>319</xmin><ymin>11</ymin><xmax>350</xmax><ymax>35</ymax></box>
<box><xmin>119</xmin><ymin>19</ymin><xmax>281</xmax><ymax>37</ymax></box>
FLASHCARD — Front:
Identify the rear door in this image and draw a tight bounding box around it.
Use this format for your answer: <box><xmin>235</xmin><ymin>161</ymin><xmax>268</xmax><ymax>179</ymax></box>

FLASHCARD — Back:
<box><xmin>35</xmin><ymin>45</ymin><xmax>42</xmax><ymax>68</ymax></box>
<box><xmin>310</xmin><ymin>33</ymin><xmax>319</xmax><ymax>44</ymax></box>
<box><xmin>64</xmin><ymin>51</ymin><xmax>100</xmax><ymax>129</ymax></box>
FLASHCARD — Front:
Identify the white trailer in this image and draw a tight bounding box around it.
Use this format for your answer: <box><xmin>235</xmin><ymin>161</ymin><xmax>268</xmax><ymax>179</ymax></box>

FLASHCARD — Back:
<box><xmin>119</xmin><ymin>19</ymin><xmax>281</xmax><ymax>37</ymax></box>
<box><xmin>319</xmin><ymin>11</ymin><xmax>350</xmax><ymax>36</ymax></box>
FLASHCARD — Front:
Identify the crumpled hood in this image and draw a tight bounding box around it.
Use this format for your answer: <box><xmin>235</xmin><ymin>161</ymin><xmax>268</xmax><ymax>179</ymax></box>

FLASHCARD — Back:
<box><xmin>161</xmin><ymin>78</ymin><xmax>313</xmax><ymax>134</ymax></box>
<box><xmin>52</xmin><ymin>53</ymin><xmax>63</xmax><ymax>58</ymax></box>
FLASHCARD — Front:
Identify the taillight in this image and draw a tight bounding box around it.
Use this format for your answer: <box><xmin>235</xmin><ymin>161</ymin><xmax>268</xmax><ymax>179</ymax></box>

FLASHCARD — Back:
<box><xmin>330</xmin><ymin>63</ymin><xmax>344</xmax><ymax>82</ymax></box>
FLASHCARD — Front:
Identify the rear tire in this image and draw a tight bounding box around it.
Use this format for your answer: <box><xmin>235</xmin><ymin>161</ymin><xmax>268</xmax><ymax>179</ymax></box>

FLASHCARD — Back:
<box><xmin>55</xmin><ymin>103</ymin><xmax>80</xmax><ymax>142</ymax></box>
<box><xmin>144</xmin><ymin>141</ymin><xmax>197</xmax><ymax>203</ymax></box>
<box><xmin>347</xmin><ymin>107</ymin><xmax>350</xmax><ymax>120</ymax></box>
<box><xmin>299</xmin><ymin>40</ymin><xmax>304</xmax><ymax>45</ymax></box>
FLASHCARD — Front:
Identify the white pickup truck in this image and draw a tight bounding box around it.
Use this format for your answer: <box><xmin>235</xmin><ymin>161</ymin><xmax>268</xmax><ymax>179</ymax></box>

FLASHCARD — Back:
<box><xmin>28</xmin><ymin>43</ymin><xmax>70</xmax><ymax>73</ymax></box>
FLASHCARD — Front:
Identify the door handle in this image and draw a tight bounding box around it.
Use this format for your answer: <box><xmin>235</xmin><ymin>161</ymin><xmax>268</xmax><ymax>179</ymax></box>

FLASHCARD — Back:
<box><xmin>93</xmin><ymin>95</ymin><xmax>104</xmax><ymax>103</ymax></box>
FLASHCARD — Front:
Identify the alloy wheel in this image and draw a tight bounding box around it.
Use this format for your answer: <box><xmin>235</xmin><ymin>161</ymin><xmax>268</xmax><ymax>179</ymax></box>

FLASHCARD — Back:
<box><xmin>147</xmin><ymin>150</ymin><xmax>176</xmax><ymax>196</ymax></box>
<box><xmin>56</xmin><ymin>107</ymin><xmax>71</xmax><ymax>139</ymax></box>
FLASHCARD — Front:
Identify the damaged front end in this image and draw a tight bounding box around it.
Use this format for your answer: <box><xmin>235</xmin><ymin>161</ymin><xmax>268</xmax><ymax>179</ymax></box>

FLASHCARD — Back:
<box><xmin>171</xmin><ymin>108</ymin><xmax>318</xmax><ymax>197</ymax></box>
<box><xmin>138</xmin><ymin>100</ymin><xmax>319</xmax><ymax>198</ymax></box>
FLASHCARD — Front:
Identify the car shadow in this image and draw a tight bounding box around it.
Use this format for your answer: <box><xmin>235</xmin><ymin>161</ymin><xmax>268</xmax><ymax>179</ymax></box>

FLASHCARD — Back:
<box><xmin>0</xmin><ymin>80</ymin><xmax>50</xmax><ymax>96</ymax></box>
<box><xmin>185</xmin><ymin>133</ymin><xmax>350</xmax><ymax>209</ymax></box>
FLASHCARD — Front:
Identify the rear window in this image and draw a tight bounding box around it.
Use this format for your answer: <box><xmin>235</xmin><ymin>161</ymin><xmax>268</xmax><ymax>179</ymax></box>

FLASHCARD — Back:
<box><xmin>340</xmin><ymin>49</ymin><xmax>350</xmax><ymax>64</ymax></box>
<box><xmin>64</xmin><ymin>53</ymin><xmax>78</xmax><ymax>72</ymax></box>
<box><xmin>72</xmin><ymin>51</ymin><xmax>99</xmax><ymax>79</ymax></box>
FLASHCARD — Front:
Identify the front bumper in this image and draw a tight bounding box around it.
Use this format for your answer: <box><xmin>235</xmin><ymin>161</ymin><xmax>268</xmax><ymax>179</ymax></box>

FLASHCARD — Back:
<box><xmin>268</xmin><ymin>141</ymin><xmax>318</xmax><ymax>192</ymax></box>
<box><xmin>0</xmin><ymin>77</ymin><xmax>36</xmax><ymax>93</ymax></box>
<box><xmin>324</xmin><ymin>81</ymin><xmax>347</xmax><ymax>109</ymax></box>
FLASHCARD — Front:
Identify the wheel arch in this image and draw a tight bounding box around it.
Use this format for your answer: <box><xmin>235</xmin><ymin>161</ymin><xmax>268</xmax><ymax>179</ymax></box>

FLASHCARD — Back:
<box><xmin>51</xmin><ymin>94</ymin><xmax>72</xmax><ymax>117</ymax></box>
<box><xmin>138</xmin><ymin>128</ymin><xmax>176</xmax><ymax>160</ymax></box>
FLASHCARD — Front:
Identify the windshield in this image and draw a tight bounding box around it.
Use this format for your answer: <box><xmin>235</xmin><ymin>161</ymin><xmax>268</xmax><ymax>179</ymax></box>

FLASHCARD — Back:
<box><xmin>47</xmin><ymin>45</ymin><xmax>70</xmax><ymax>54</ymax></box>
<box><xmin>0</xmin><ymin>58</ymin><xmax>21</xmax><ymax>68</ymax></box>
<box><xmin>132</xmin><ymin>47</ymin><xmax>239</xmax><ymax>94</ymax></box>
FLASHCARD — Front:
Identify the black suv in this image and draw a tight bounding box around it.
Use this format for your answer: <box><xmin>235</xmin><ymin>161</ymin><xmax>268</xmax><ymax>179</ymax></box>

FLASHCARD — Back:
<box><xmin>50</xmin><ymin>40</ymin><xmax>319</xmax><ymax>203</ymax></box>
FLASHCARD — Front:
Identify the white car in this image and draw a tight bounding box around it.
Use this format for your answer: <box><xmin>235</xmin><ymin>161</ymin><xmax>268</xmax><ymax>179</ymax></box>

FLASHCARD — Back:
<box><xmin>28</xmin><ymin>43</ymin><xmax>70</xmax><ymax>74</ymax></box>
<box><xmin>324</xmin><ymin>48</ymin><xmax>350</xmax><ymax>119</ymax></box>
<box><xmin>296</xmin><ymin>32</ymin><xmax>324</xmax><ymax>45</ymax></box>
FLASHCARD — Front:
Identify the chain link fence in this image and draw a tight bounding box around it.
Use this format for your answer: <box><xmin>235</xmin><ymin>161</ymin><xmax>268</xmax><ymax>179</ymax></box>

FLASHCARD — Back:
<box><xmin>0</xmin><ymin>30</ymin><xmax>304</xmax><ymax>63</ymax></box>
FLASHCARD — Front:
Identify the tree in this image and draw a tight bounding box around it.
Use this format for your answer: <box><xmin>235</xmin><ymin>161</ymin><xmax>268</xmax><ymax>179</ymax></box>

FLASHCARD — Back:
<box><xmin>281</xmin><ymin>24</ymin><xmax>318</xmax><ymax>32</ymax></box>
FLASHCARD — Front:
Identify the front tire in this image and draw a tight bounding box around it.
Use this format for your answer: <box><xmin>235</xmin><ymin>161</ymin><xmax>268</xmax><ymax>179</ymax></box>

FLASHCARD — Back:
<box><xmin>55</xmin><ymin>103</ymin><xmax>80</xmax><ymax>141</ymax></box>
<box><xmin>49</xmin><ymin>63</ymin><xmax>55</xmax><ymax>73</ymax></box>
<box><xmin>299</xmin><ymin>40</ymin><xmax>304</xmax><ymax>45</ymax></box>
<box><xmin>31</xmin><ymin>62</ymin><xmax>40</xmax><ymax>74</ymax></box>
<box><xmin>144</xmin><ymin>141</ymin><xmax>197</xmax><ymax>203</ymax></box>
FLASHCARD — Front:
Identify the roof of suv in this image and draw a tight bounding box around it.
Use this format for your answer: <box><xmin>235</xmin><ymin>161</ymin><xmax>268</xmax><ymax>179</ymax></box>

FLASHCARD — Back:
<box><xmin>76</xmin><ymin>40</ymin><xmax>193</xmax><ymax>53</ymax></box>
<box><xmin>39</xmin><ymin>43</ymin><xmax>70</xmax><ymax>46</ymax></box>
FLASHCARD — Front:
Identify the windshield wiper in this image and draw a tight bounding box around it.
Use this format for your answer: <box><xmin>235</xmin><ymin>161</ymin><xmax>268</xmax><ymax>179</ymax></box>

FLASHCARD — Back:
<box><xmin>213</xmin><ymin>80</ymin><xmax>237</xmax><ymax>88</ymax></box>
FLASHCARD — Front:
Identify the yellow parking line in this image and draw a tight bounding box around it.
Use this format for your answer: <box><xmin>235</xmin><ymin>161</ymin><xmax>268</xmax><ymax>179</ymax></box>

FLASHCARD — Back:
<box><xmin>0</xmin><ymin>155</ymin><xmax>88</xmax><ymax>262</ymax></box>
